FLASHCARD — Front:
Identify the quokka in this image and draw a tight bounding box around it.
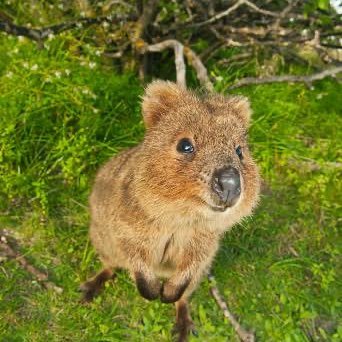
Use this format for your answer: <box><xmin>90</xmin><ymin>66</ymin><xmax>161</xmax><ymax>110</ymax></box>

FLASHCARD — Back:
<box><xmin>81</xmin><ymin>81</ymin><xmax>260</xmax><ymax>341</ymax></box>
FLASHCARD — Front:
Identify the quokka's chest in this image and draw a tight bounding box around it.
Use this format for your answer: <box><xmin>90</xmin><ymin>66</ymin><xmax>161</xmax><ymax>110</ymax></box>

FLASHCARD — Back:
<box><xmin>151</xmin><ymin>230</ymin><xmax>192</xmax><ymax>277</ymax></box>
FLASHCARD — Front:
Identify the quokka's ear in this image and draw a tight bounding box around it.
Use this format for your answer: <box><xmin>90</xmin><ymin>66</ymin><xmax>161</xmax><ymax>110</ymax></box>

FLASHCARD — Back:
<box><xmin>142</xmin><ymin>80</ymin><xmax>184</xmax><ymax>129</ymax></box>
<box><xmin>207</xmin><ymin>94</ymin><xmax>252</xmax><ymax>126</ymax></box>
<box><xmin>228</xmin><ymin>96</ymin><xmax>252</xmax><ymax>125</ymax></box>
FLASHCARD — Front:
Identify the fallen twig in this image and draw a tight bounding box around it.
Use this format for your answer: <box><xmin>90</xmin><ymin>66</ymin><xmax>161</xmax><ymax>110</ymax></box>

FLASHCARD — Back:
<box><xmin>208</xmin><ymin>272</ymin><xmax>255</xmax><ymax>342</ymax></box>
<box><xmin>0</xmin><ymin>229</ymin><xmax>63</xmax><ymax>294</ymax></box>
<box><xmin>228</xmin><ymin>66</ymin><xmax>342</xmax><ymax>90</ymax></box>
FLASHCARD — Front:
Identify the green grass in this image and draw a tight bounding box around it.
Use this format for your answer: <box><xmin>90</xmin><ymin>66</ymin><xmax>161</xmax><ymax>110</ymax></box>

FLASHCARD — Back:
<box><xmin>0</xmin><ymin>35</ymin><xmax>341</xmax><ymax>341</ymax></box>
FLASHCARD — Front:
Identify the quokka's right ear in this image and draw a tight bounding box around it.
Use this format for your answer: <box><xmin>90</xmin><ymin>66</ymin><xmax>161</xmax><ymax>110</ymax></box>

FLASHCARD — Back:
<box><xmin>142</xmin><ymin>80</ymin><xmax>184</xmax><ymax>129</ymax></box>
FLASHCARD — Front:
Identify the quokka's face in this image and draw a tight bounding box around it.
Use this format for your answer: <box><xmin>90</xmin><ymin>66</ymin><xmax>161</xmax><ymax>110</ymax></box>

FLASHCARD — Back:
<box><xmin>141</xmin><ymin>81</ymin><xmax>260</xmax><ymax>214</ymax></box>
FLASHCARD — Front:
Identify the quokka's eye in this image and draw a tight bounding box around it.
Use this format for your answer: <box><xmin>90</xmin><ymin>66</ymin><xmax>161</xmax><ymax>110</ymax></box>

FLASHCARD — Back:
<box><xmin>177</xmin><ymin>138</ymin><xmax>194</xmax><ymax>154</ymax></box>
<box><xmin>236</xmin><ymin>146</ymin><xmax>243</xmax><ymax>160</ymax></box>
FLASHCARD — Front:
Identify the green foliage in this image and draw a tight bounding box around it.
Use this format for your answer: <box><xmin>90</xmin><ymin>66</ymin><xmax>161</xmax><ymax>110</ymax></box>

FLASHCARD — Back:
<box><xmin>0</xmin><ymin>32</ymin><xmax>341</xmax><ymax>341</ymax></box>
<box><xmin>0</xmin><ymin>34</ymin><xmax>142</xmax><ymax>213</ymax></box>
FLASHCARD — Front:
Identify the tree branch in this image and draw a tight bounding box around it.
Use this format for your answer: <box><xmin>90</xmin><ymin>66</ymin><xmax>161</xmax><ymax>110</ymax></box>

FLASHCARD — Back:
<box><xmin>273</xmin><ymin>0</ymin><xmax>300</xmax><ymax>29</ymax></box>
<box><xmin>191</xmin><ymin>0</ymin><xmax>278</xmax><ymax>28</ymax></box>
<box><xmin>184</xmin><ymin>46</ymin><xmax>214</xmax><ymax>91</ymax></box>
<box><xmin>228</xmin><ymin>66</ymin><xmax>342</xmax><ymax>90</ymax></box>
<box><xmin>143</xmin><ymin>39</ymin><xmax>214</xmax><ymax>91</ymax></box>
<box><xmin>145</xmin><ymin>40</ymin><xmax>186</xmax><ymax>87</ymax></box>
<box><xmin>0</xmin><ymin>15</ymin><xmax>116</xmax><ymax>42</ymax></box>
<box><xmin>191</xmin><ymin>0</ymin><xmax>245</xmax><ymax>28</ymax></box>
<box><xmin>243</xmin><ymin>0</ymin><xmax>278</xmax><ymax>18</ymax></box>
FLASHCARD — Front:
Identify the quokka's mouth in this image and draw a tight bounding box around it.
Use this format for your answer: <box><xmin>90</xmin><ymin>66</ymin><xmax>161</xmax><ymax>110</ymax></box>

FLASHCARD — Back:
<box><xmin>196</xmin><ymin>196</ymin><xmax>236</xmax><ymax>212</ymax></box>
<box><xmin>210</xmin><ymin>205</ymin><xmax>228</xmax><ymax>212</ymax></box>
<box><xmin>208</xmin><ymin>193</ymin><xmax>241</xmax><ymax>212</ymax></box>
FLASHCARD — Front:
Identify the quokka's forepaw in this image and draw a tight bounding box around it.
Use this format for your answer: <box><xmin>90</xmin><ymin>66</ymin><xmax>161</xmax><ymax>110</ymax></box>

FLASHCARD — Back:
<box><xmin>135</xmin><ymin>272</ymin><xmax>161</xmax><ymax>301</ymax></box>
<box><xmin>160</xmin><ymin>279</ymin><xmax>190</xmax><ymax>304</ymax></box>
<box><xmin>79</xmin><ymin>280</ymin><xmax>99</xmax><ymax>303</ymax></box>
<box><xmin>79</xmin><ymin>269</ymin><xmax>114</xmax><ymax>303</ymax></box>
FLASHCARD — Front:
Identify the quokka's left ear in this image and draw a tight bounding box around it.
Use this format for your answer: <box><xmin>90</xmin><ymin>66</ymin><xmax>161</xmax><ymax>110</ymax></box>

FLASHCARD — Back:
<box><xmin>206</xmin><ymin>94</ymin><xmax>252</xmax><ymax>126</ymax></box>
<box><xmin>141</xmin><ymin>80</ymin><xmax>185</xmax><ymax>129</ymax></box>
<box><xmin>227</xmin><ymin>95</ymin><xmax>252</xmax><ymax>125</ymax></box>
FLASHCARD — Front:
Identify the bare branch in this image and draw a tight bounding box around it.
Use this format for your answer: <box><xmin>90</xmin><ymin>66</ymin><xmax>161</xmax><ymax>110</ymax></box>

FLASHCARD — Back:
<box><xmin>184</xmin><ymin>46</ymin><xmax>214</xmax><ymax>92</ymax></box>
<box><xmin>0</xmin><ymin>15</ymin><xmax>115</xmax><ymax>42</ymax></box>
<box><xmin>208</xmin><ymin>273</ymin><xmax>255</xmax><ymax>342</ymax></box>
<box><xmin>136</xmin><ymin>0</ymin><xmax>159</xmax><ymax>39</ymax></box>
<box><xmin>243</xmin><ymin>0</ymin><xmax>278</xmax><ymax>18</ymax></box>
<box><xmin>228</xmin><ymin>66</ymin><xmax>342</xmax><ymax>90</ymax></box>
<box><xmin>144</xmin><ymin>39</ymin><xmax>214</xmax><ymax>91</ymax></box>
<box><xmin>0</xmin><ymin>230</ymin><xmax>63</xmax><ymax>294</ymax></box>
<box><xmin>145</xmin><ymin>40</ymin><xmax>186</xmax><ymax>87</ymax></box>
<box><xmin>273</xmin><ymin>0</ymin><xmax>300</xmax><ymax>29</ymax></box>
<box><xmin>102</xmin><ymin>0</ymin><xmax>134</xmax><ymax>12</ymax></box>
<box><xmin>192</xmin><ymin>0</ymin><xmax>245</xmax><ymax>28</ymax></box>
<box><xmin>192</xmin><ymin>0</ymin><xmax>277</xmax><ymax>28</ymax></box>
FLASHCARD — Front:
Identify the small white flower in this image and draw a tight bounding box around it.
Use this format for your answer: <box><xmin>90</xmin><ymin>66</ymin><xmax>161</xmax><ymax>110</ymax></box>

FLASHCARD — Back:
<box><xmin>48</xmin><ymin>33</ymin><xmax>55</xmax><ymax>40</ymax></box>
<box><xmin>18</xmin><ymin>36</ymin><xmax>25</xmax><ymax>42</ymax></box>
<box><xmin>58</xmin><ymin>3</ymin><xmax>64</xmax><ymax>10</ymax></box>
<box><xmin>76</xmin><ymin>22</ymin><xmax>83</xmax><ymax>28</ymax></box>
<box><xmin>65</xmin><ymin>69</ymin><xmax>71</xmax><ymax>76</ymax></box>
<box><xmin>102</xmin><ymin>21</ymin><xmax>109</xmax><ymax>29</ymax></box>
<box><xmin>80</xmin><ymin>11</ymin><xmax>86</xmax><ymax>17</ymax></box>
<box><xmin>82</xmin><ymin>88</ymin><xmax>90</xmax><ymax>95</ymax></box>
<box><xmin>95</xmin><ymin>50</ymin><xmax>101</xmax><ymax>56</ymax></box>
<box><xmin>289</xmin><ymin>17</ymin><xmax>294</xmax><ymax>22</ymax></box>
<box><xmin>301</xmin><ymin>29</ymin><xmax>308</xmax><ymax>37</ymax></box>
<box><xmin>31</xmin><ymin>64</ymin><xmax>38</xmax><ymax>71</ymax></box>
<box><xmin>93</xmin><ymin>108</ymin><xmax>99</xmax><ymax>114</ymax></box>
<box><xmin>5</xmin><ymin>71</ymin><xmax>13</xmax><ymax>78</ymax></box>
<box><xmin>55</xmin><ymin>71</ymin><xmax>61</xmax><ymax>78</ymax></box>
<box><xmin>23</xmin><ymin>61</ymin><xmax>29</xmax><ymax>68</ymax></box>
<box><xmin>89</xmin><ymin>62</ymin><xmax>96</xmax><ymax>69</ymax></box>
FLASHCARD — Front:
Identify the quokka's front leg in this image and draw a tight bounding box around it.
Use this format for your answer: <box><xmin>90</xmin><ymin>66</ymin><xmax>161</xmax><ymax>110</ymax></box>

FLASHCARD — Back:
<box><xmin>120</xmin><ymin>238</ymin><xmax>162</xmax><ymax>301</ymax></box>
<box><xmin>160</xmin><ymin>231</ymin><xmax>218</xmax><ymax>304</ymax></box>
<box><xmin>134</xmin><ymin>267</ymin><xmax>162</xmax><ymax>301</ymax></box>
<box><xmin>80</xmin><ymin>268</ymin><xmax>115</xmax><ymax>302</ymax></box>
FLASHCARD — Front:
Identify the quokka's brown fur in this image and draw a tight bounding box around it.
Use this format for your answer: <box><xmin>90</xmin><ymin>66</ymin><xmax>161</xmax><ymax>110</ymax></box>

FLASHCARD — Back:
<box><xmin>81</xmin><ymin>81</ymin><xmax>261</xmax><ymax>341</ymax></box>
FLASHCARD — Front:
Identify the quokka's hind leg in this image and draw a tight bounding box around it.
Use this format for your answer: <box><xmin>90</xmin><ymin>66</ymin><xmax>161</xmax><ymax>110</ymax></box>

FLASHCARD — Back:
<box><xmin>172</xmin><ymin>298</ymin><xmax>197</xmax><ymax>342</ymax></box>
<box><xmin>80</xmin><ymin>268</ymin><xmax>115</xmax><ymax>302</ymax></box>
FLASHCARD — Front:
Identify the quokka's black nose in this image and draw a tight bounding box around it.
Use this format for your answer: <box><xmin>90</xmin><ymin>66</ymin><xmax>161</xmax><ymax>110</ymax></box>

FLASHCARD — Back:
<box><xmin>212</xmin><ymin>166</ymin><xmax>241</xmax><ymax>206</ymax></box>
